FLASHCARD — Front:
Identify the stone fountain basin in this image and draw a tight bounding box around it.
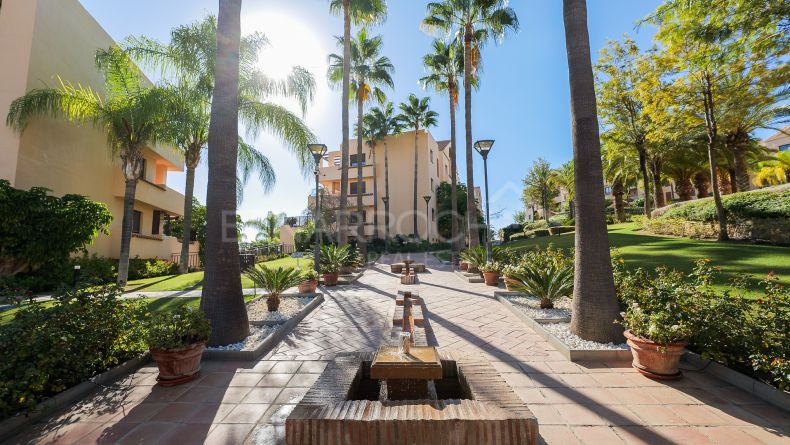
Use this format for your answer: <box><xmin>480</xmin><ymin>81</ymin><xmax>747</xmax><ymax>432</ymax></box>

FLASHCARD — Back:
<box><xmin>285</xmin><ymin>351</ymin><xmax>538</xmax><ymax>445</ymax></box>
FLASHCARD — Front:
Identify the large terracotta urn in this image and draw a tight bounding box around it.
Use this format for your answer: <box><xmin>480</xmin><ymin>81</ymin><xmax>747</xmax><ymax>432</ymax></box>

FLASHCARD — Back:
<box><xmin>150</xmin><ymin>342</ymin><xmax>205</xmax><ymax>386</ymax></box>
<box><xmin>624</xmin><ymin>330</ymin><xmax>687</xmax><ymax>379</ymax></box>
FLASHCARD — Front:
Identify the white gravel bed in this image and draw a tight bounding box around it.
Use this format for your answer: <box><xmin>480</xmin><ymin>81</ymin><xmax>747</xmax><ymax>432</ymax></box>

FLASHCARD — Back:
<box><xmin>541</xmin><ymin>322</ymin><xmax>628</xmax><ymax>350</ymax></box>
<box><xmin>504</xmin><ymin>295</ymin><xmax>572</xmax><ymax>320</ymax></box>
<box><xmin>206</xmin><ymin>324</ymin><xmax>278</xmax><ymax>351</ymax></box>
<box><xmin>246</xmin><ymin>295</ymin><xmax>314</xmax><ymax>323</ymax></box>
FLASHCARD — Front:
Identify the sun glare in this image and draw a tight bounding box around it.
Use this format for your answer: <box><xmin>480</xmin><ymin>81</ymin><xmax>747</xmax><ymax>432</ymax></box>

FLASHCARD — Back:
<box><xmin>241</xmin><ymin>11</ymin><xmax>327</xmax><ymax>80</ymax></box>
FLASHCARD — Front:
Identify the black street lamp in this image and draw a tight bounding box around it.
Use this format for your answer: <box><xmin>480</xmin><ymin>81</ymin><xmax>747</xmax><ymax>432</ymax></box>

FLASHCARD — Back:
<box><xmin>474</xmin><ymin>139</ymin><xmax>495</xmax><ymax>262</ymax></box>
<box><xmin>308</xmin><ymin>143</ymin><xmax>327</xmax><ymax>273</ymax></box>
<box><xmin>423</xmin><ymin>195</ymin><xmax>432</xmax><ymax>241</ymax></box>
<box><xmin>381</xmin><ymin>196</ymin><xmax>390</xmax><ymax>253</ymax></box>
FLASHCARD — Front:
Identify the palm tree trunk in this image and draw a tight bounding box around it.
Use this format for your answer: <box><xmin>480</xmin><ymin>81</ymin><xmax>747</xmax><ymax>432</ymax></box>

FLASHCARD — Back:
<box><xmin>612</xmin><ymin>178</ymin><xmax>626</xmax><ymax>222</ymax></box>
<box><xmin>733</xmin><ymin>142</ymin><xmax>751</xmax><ymax>192</ymax></box>
<box><xmin>338</xmin><ymin>0</ymin><xmax>351</xmax><ymax>246</ymax></box>
<box><xmin>356</xmin><ymin>95</ymin><xmax>366</xmax><ymax>261</ymax></box>
<box><xmin>650</xmin><ymin>160</ymin><xmax>665</xmax><ymax>208</ymax></box>
<box><xmin>200</xmin><ymin>0</ymin><xmax>249</xmax><ymax>346</ymax></box>
<box><xmin>636</xmin><ymin>141</ymin><xmax>651</xmax><ymax>217</ymax></box>
<box><xmin>675</xmin><ymin>174</ymin><xmax>694</xmax><ymax>201</ymax></box>
<box><xmin>117</xmin><ymin>176</ymin><xmax>138</xmax><ymax>286</ymax></box>
<box><xmin>728</xmin><ymin>168</ymin><xmax>737</xmax><ymax>193</ymax></box>
<box><xmin>448</xmin><ymin>84</ymin><xmax>459</xmax><ymax>264</ymax></box>
<box><xmin>463</xmin><ymin>25</ymin><xmax>478</xmax><ymax>248</ymax></box>
<box><xmin>179</xmin><ymin>161</ymin><xmax>197</xmax><ymax>274</ymax></box>
<box><xmin>413</xmin><ymin>126</ymin><xmax>420</xmax><ymax>238</ymax></box>
<box><xmin>384</xmin><ymin>141</ymin><xmax>390</xmax><ymax>241</ymax></box>
<box><xmin>694</xmin><ymin>171</ymin><xmax>710</xmax><ymax>198</ymax></box>
<box><xmin>563</xmin><ymin>0</ymin><xmax>622</xmax><ymax>343</ymax></box>
<box><xmin>372</xmin><ymin>143</ymin><xmax>379</xmax><ymax>240</ymax></box>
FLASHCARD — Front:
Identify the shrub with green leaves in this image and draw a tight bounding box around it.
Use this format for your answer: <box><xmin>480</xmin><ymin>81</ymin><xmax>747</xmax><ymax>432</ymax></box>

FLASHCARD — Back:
<box><xmin>127</xmin><ymin>257</ymin><xmax>179</xmax><ymax>280</ymax></box>
<box><xmin>245</xmin><ymin>265</ymin><xmax>304</xmax><ymax>311</ymax></box>
<box><xmin>319</xmin><ymin>245</ymin><xmax>350</xmax><ymax>274</ymax></box>
<box><xmin>145</xmin><ymin>306</ymin><xmax>211</xmax><ymax>350</ymax></box>
<box><xmin>0</xmin><ymin>285</ymin><xmax>147</xmax><ymax>419</ymax></box>
<box><xmin>510</xmin><ymin>247</ymin><xmax>573</xmax><ymax>309</ymax></box>
<box><xmin>661</xmin><ymin>189</ymin><xmax>790</xmax><ymax>222</ymax></box>
<box><xmin>480</xmin><ymin>261</ymin><xmax>502</xmax><ymax>273</ymax></box>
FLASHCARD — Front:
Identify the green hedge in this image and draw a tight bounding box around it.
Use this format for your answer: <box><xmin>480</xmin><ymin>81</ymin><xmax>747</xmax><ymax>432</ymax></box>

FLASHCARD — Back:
<box><xmin>549</xmin><ymin>226</ymin><xmax>575</xmax><ymax>235</ymax></box>
<box><xmin>533</xmin><ymin>229</ymin><xmax>550</xmax><ymax>237</ymax></box>
<box><xmin>662</xmin><ymin>190</ymin><xmax>790</xmax><ymax>222</ymax></box>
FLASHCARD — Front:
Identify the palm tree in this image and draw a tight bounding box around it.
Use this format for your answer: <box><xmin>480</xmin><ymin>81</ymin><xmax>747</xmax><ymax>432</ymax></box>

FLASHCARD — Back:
<box><xmin>421</xmin><ymin>39</ymin><xmax>464</xmax><ymax>260</ymax></box>
<box><xmin>328</xmin><ymin>29</ymin><xmax>394</xmax><ymax>259</ymax></box>
<box><xmin>246</xmin><ymin>212</ymin><xmax>282</xmax><ymax>242</ymax></box>
<box><xmin>363</xmin><ymin>103</ymin><xmax>401</xmax><ymax>242</ymax></box>
<box><xmin>126</xmin><ymin>15</ymin><xmax>315</xmax><ymax>274</ymax></box>
<box><xmin>563</xmin><ymin>0</ymin><xmax>622</xmax><ymax>343</ymax></box>
<box><xmin>552</xmin><ymin>161</ymin><xmax>575</xmax><ymax>219</ymax></box>
<box><xmin>754</xmin><ymin>150</ymin><xmax>790</xmax><ymax>186</ymax></box>
<box><xmin>329</xmin><ymin>0</ymin><xmax>388</xmax><ymax>246</ymax></box>
<box><xmin>6</xmin><ymin>47</ymin><xmax>168</xmax><ymax>286</ymax></box>
<box><xmin>423</xmin><ymin>0</ymin><xmax>518</xmax><ymax>247</ymax></box>
<box><xmin>398</xmin><ymin>95</ymin><xmax>439</xmax><ymax>239</ymax></box>
<box><xmin>602</xmin><ymin>139</ymin><xmax>640</xmax><ymax>221</ymax></box>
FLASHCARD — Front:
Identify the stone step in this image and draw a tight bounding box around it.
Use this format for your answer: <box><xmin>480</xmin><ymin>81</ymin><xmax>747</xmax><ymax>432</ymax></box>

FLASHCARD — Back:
<box><xmin>392</xmin><ymin>304</ymin><xmax>424</xmax><ymax>327</ymax></box>
<box><xmin>395</xmin><ymin>294</ymin><xmax>423</xmax><ymax>306</ymax></box>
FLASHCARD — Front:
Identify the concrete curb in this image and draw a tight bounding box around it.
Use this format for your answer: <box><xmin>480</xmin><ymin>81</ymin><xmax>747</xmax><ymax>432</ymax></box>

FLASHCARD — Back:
<box><xmin>453</xmin><ymin>270</ymin><xmax>484</xmax><ymax>283</ymax></box>
<box><xmin>683</xmin><ymin>351</ymin><xmax>789</xmax><ymax>410</ymax></box>
<box><xmin>495</xmin><ymin>292</ymin><xmax>631</xmax><ymax>362</ymax></box>
<box><xmin>203</xmin><ymin>293</ymin><xmax>324</xmax><ymax>361</ymax></box>
<box><xmin>0</xmin><ymin>354</ymin><xmax>150</xmax><ymax>442</ymax></box>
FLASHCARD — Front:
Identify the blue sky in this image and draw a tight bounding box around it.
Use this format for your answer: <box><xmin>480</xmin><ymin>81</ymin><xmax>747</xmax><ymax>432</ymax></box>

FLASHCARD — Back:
<box><xmin>80</xmin><ymin>0</ymin><xmax>666</xmax><ymax>236</ymax></box>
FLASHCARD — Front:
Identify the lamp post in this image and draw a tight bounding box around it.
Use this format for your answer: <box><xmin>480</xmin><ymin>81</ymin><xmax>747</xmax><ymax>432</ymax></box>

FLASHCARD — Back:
<box><xmin>423</xmin><ymin>195</ymin><xmax>432</xmax><ymax>241</ymax></box>
<box><xmin>381</xmin><ymin>196</ymin><xmax>390</xmax><ymax>253</ymax></box>
<box><xmin>308</xmin><ymin>143</ymin><xmax>327</xmax><ymax>273</ymax></box>
<box><xmin>474</xmin><ymin>139</ymin><xmax>494</xmax><ymax>262</ymax></box>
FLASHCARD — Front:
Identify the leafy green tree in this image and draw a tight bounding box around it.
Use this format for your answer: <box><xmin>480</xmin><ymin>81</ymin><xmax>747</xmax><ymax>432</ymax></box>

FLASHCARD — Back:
<box><xmin>421</xmin><ymin>39</ymin><xmax>465</xmax><ymax>257</ymax></box>
<box><xmin>423</xmin><ymin>0</ymin><xmax>519</xmax><ymax>247</ymax></box>
<box><xmin>563</xmin><ymin>0</ymin><xmax>622</xmax><ymax>343</ymax></box>
<box><xmin>552</xmin><ymin>160</ymin><xmax>575</xmax><ymax>219</ymax></box>
<box><xmin>126</xmin><ymin>15</ymin><xmax>315</xmax><ymax>274</ymax></box>
<box><xmin>754</xmin><ymin>150</ymin><xmax>790</xmax><ymax>186</ymax></box>
<box><xmin>328</xmin><ymin>0</ymin><xmax>388</xmax><ymax>246</ymax></box>
<box><xmin>398</xmin><ymin>94</ymin><xmax>439</xmax><ymax>238</ymax></box>
<box><xmin>6</xmin><ymin>47</ymin><xmax>168</xmax><ymax>286</ymax></box>
<box><xmin>167</xmin><ymin>197</ymin><xmax>207</xmax><ymax>265</ymax></box>
<box><xmin>328</xmin><ymin>28</ymin><xmax>393</xmax><ymax>257</ymax></box>
<box><xmin>436</xmin><ymin>181</ymin><xmax>469</xmax><ymax>239</ymax></box>
<box><xmin>522</xmin><ymin>158</ymin><xmax>558</xmax><ymax>221</ymax></box>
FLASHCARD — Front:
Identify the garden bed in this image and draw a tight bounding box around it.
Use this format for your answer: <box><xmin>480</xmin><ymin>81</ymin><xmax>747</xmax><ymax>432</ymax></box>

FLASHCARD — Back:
<box><xmin>495</xmin><ymin>291</ymin><xmax>631</xmax><ymax>361</ymax></box>
<box><xmin>247</xmin><ymin>294</ymin><xmax>316</xmax><ymax>326</ymax></box>
<box><xmin>500</xmin><ymin>293</ymin><xmax>571</xmax><ymax>322</ymax></box>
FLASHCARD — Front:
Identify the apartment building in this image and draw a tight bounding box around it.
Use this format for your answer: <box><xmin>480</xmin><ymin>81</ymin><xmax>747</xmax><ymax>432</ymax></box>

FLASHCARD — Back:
<box><xmin>307</xmin><ymin>130</ymin><xmax>479</xmax><ymax>242</ymax></box>
<box><xmin>0</xmin><ymin>0</ymin><xmax>195</xmax><ymax>260</ymax></box>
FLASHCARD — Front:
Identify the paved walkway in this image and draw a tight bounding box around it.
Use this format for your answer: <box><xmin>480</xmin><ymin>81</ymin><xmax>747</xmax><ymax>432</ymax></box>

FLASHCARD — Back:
<box><xmin>8</xmin><ymin>253</ymin><xmax>788</xmax><ymax>444</ymax></box>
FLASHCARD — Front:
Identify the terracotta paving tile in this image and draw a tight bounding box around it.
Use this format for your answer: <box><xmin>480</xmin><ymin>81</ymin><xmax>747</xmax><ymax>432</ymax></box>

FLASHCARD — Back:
<box><xmin>242</xmin><ymin>388</ymin><xmax>282</xmax><ymax>404</ymax></box>
<box><xmin>76</xmin><ymin>422</ymin><xmax>138</xmax><ymax>444</ymax></box>
<box><xmin>526</xmin><ymin>404</ymin><xmax>565</xmax><ymax>425</ymax></box>
<box><xmin>701</xmin><ymin>426</ymin><xmax>769</xmax><ymax>444</ymax></box>
<box><xmin>653</xmin><ymin>426</ymin><xmax>715</xmax><ymax>444</ymax></box>
<box><xmin>740</xmin><ymin>426</ymin><xmax>790</xmax><ymax>443</ymax></box>
<box><xmin>667</xmin><ymin>404</ymin><xmax>729</xmax><ymax>426</ymax></box>
<box><xmin>546</xmin><ymin>361</ymin><xmax>583</xmax><ymax>374</ymax></box>
<box><xmin>514</xmin><ymin>387</ymin><xmax>546</xmax><ymax>404</ymax></box>
<box><xmin>592</xmin><ymin>373</ymin><xmax>638</xmax><ymax>388</ymax></box>
<box><xmin>258</xmin><ymin>373</ymin><xmax>293</xmax><ymax>387</ymax></box>
<box><xmin>223</xmin><ymin>403</ymin><xmax>269</xmax><ymax>423</ymax></box>
<box><xmin>530</xmin><ymin>372</ymin><xmax>566</xmax><ymax>388</ymax></box>
<box><xmin>229</xmin><ymin>372</ymin><xmax>265</xmax><ymax>386</ymax></box>
<box><xmin>491</xmin><ymin>360</ymin><xmax>523</xmax><ymax>373</ymax></box>
<box><xmin>203</xmin><ymin>423</ymin><xmax>256</xmax><ymax>445</ymax></box>
<box><xmin>575</xmin><ymin>361</ymin><xmax>613</xmax><ymax>373</ymax></box>
<box><xmin>118</xmin><ymin>422</ymin><xmax>176</xmax><ymax>445</ymax></box>
<box><xmin>519</xmin><ymin>361</ymin><xmax>554</xmax><ymax>374</ymax></box>
<box><xmin>114</xmin><ymin>401</ymin><xmax>168</xmax><ymax>424</ymax></box>
<box><xmin>747</xmin><ymin>404</ymin><xmax>790</xmax><ymax>426</ymax></box>
<box><xmin>157</xmin><ymin>422</ymin><xmax>214</xmax><ymax>444</ymax></box>
<box><xmin>539</xmin><ymin>425</ymin><xmax>582</xmax><ymax>444</ymax></box>
<box><xmin>559</xmin><ymin>404</ymin><xmax>608</xmax><ymax>426</ymax></box>
<box><xmin>188</xmin><ymin>403</ymin><xmax>236</xmax><ymax>424</ymax></box>
<box><xmin>612</xmin><ymin>426</ymin><xmax>674</xmax><ymax>445</ymax></box>
<box><xmin>597</xmin><ymin>404</ymin><xmax>645</xmax><ymax>426</ymax></box>
<box><xmin>502</xmin><ymin>372</ymin><xmax>534</xmax><ymax>387</ymax></box>
<box><xmin>641</xmin><ymin>386</ymin><xmax>698</xmax><ymax>404</ymax></box>
<box><xmin>21</xmin><ymin>421</ymin><xmax>102</xmax><ymax>445</ymax></box>
<box><xmin>197</xmin><ymin>372</ymin><xmax>235</xmax><ymax>387</ymax></box>
<box><xmin>150</xmin><ymin>402</ymin><xmax>203</xmax><ymax>422</ymax></box>
<box><xmin>269</xmin><ymin>361</ymin><xmax>304</xmax><ymax>373</ymax></box>
<box><xmin>539</xmin><ymin>387</ymin><xmax>583</xmax><ymax>404</ymax></box>
<box><xmin>573</xmin><ymin>387</ymin><xmax>618</xmax><ymax>405</ymax></box>
<box><xmin>571</xmin><ymin>426</ymin><xmax>626</xmax><ymax>444</ymax></box>
<box><xmin>631</xmin><ymin>405</ymin><xmax>689</xmax><ymax>426</ymax></box>
<box><xmin>560</xmin><ymin>373</ymin><xmax>603</xmax><ymax>388</ymax></box>
<box><xmin>606</xmin><ymin>387</ymin><xmax>661</xmax><ymax>405</ymax></box>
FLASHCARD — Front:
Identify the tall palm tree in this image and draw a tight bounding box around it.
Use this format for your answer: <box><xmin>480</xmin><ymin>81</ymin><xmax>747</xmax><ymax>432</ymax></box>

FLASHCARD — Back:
<box><xmin>126</xmin><ymin>15</ymin><xmax>316</xmax><ymax>274</ymax></box>
<box><xmin>363</xmin><ymin>103</ymin><xmax>401</xmax><ymax>242</ymax></box>
<box><xmin>329</xmin><ymin>0</ymin><xmax>388</xmax><ymax>246</ymax></box>
<box><xmin>6</xmin><ymin>47</ymin><xmax>168</xmax><ymax>286</ymax></box>
<box><xmin>423</xmin><ymin>0</ymin><xmax>518</xmax><ymax>247</ymax></box>
<box><xmin>398</xmin><ymin>95</ymin><xmax>439</xmax><ymax>239</ymax></box>
<box><xmin>421</xmin><ymin>39</ymin><xmax>464</xmax><ymax>260</ymax></box>
<box><xmin>563</xmin><ymin>0</ymin><xmax>622</xmax><ymax>343</ymax></box>
<box><xmin>200</xmin><ymin>0</ymin><xmax>248</xmax><ymax>346</ymax></box>
<box><xmin>329</xmin><ymin>29</ymin><xmax>393</xmax><ymax>259</ymax></box>
<box><xmin>552</xmin><ymin>161</ymin><xmax>575</xmax><ymax>219</ymax></box>
<box><xmin>246</xmin><ymin>212</ymin><xmax>282</xmax><ymax>242</ymax></box>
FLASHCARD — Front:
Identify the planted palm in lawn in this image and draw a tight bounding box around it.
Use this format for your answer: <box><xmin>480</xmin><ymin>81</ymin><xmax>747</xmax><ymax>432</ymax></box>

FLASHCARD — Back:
<box><xmin>244</xmin><ymin>266</ymin><xmax>303</xmax><ymax>312</ymax></box>
<box><xmin>510</xmin><ymin>258</ymin><xmax>574</xmax><ymax>309</ymax></box>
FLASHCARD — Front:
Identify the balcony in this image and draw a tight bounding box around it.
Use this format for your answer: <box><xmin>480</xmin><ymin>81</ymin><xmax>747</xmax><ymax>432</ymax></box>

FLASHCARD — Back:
<box><xmin>319</xmin><ymin>163</ymin><xmax>375</xmax><ymax>182</ymax></box>
<box><xmin>113</xmin><ymin>176</ymin><xmax>185</xmax><ymax>215</ymax></box>
<box><xmin>309</xmin><ymin>192</ymin><xmax>376</xmax><ymax>209</ymax></box>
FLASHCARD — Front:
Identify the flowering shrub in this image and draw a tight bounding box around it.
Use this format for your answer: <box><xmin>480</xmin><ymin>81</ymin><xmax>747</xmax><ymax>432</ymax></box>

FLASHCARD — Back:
<box><xmin>480</xmin><ymin>261</ymin><xmax>502</xmax><ymax>273</ymax></box>
<box><xmin>145</xmin><ymin>306</ymin><xmax>211</xmax><ymax>350</ymax></box>
<box><xmin>0</xmin><ymin>286</ymin><xmax>147</xmax><ymax>419</ymax></box>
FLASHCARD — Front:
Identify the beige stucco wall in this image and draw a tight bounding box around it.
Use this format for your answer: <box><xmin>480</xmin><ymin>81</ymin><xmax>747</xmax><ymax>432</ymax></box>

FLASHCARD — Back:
<box><xmin>1</xmin><ymin>0</ymin><xmax>187</xmax><ymax>260</ymax></box>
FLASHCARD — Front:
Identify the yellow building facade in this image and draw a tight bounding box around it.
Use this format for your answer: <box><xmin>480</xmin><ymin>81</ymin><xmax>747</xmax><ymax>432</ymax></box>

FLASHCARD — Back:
<box><xmin>0</xmin><ymin>0</ymin><xmax>195</xmax><ymax>260</ymax></box>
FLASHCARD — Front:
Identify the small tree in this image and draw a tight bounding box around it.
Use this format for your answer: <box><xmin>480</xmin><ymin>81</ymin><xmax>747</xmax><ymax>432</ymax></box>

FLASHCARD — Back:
<box><xmin>522</xmin><ymin>158</ymin><xmax>559</xmax><ymax>220</ymax></box>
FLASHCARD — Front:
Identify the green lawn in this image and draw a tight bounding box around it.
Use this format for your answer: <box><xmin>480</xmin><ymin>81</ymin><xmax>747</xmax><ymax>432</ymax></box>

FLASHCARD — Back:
<box><xmin>124</xmin><ymin>256</ymin><xmax>313</xmax><ymax>292</ymax></box>
<box><xmin>0</xmin><ymin>295</ymin><xmax>259</xmax><ymax>326</ymax></box>
<box><xmin>506</xmin><ymin>223</ymin><xmax>790</xmax><ymax>297</ymax></box>
<box><xmin>434</xmin><ymin>250</ymin><xmax>451</xmax><ymax>262</ymax></box>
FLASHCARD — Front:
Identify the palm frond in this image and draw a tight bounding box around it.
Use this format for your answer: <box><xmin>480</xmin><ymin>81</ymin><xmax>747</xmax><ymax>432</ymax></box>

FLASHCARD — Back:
<box><xmin>238</xmin><ymin>138</ymin><xmax>276</xmax><ymax>193</ymax></box>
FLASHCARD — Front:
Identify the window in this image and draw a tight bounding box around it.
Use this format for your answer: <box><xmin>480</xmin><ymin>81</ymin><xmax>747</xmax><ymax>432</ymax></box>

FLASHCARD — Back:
<box><xmin>780</xmin><ymin>144</ymin><xmax>790</xmax><ymax>151</ymax></box>
<box><xmin>350</xmin><ymin>153</ymin><xmax>366</xmax><ymax>167</ymax></box>
<box><xmin>431</xmin><ymin>208</ymin><xmax>435</xmax><ymax>221</ymax></box>
<box><xmin>333</xmin><ymin>156</ymin><xmax>340</xmax><ymax>166</ymax></box>
<box><xmin>430</xmin><ymin>178</ymin><xmax>434</xmax><ymax>191</ymax></box>
<box><xmin>349</xmin><ymin>211</ymin><xmax>367</xmax><ymax>224</ymax></box>
<box><xmin>140</xmin><ymin>160</ymin><xmax>147</xmax><ymax>180</ymax></box>
<box><xmin>430</xmin><ymin>150</ymin><xmax>434</xmax><ymax>163</ymax></box>
<box><xmin>151</xmin><ymin>210</ymin><xmax>161</xmax><ymax>235</ymax></box>
<box><xmin>132</xmin><ymin>210</ymin><xmax>142</xmax><ymax>234</ymax></box>
<box><xmin>350</xmin><ymin>181</ymin><xmax>366</xmax><ymax>195</ymax></box>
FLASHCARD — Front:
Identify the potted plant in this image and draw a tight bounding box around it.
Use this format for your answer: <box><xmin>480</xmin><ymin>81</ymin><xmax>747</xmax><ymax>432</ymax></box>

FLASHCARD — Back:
<box><xmin>245</xmin><ymin>265</ymin><xmax>304</xmax><ymax>311</ymax></box>
<box><xmin>341</xmin><ymin>245</ymin><xmax>360</xmax><ymax>275</ymax></box>
<box><xmin>459</xmin><ymin>261</ymin><xmax>469</xmax><ymax>271</ymax></box>
<box><xmin>146</xmin><ymin>306</ymin><xmax>211</xmax><ymax>387</ymax></box>
<box><xmin>460</xmin><ymin>246</ymin><xmax>486</xmax><ymax>274</ymax></box>
<box><xmin>480</xmin><ymin>261</ymin><xmax>502</xmax><ymax>286</ymax></box>
<box><xmin>621</xmin><ymin>303</ymin><xmax>692</xmax><ymax>379</ymax></box>
<box><xmin>509</xmin><ymin>259</ymin><xmax>573</xmax><ymax>309</ymax></box>
<box><xmin>319</xmin><ymin>244</ymin><xmax>349</xmax><ymax>286</ymax></box>
<box><xmin>502</xmin><ymin>264</ymin><xmax>521</xmax><ymax>291</ymax></box>
<box><xmin>298</xmin><ymin>269</ymin><xmax>319</xmax><ymax>293</ymax></box>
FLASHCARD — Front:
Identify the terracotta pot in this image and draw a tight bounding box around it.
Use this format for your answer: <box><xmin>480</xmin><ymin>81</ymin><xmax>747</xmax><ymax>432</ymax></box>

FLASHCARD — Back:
<box><xmin>503</xmin><ymin>276</ymin><xmax>519</xmax><ymax>291</ymax></box>
<box><xmin>460</xmin><ymin>261</ymin><xmax>469</xmax><ymax>271</ymax></box>
<box><xmin>624</xmin><ymin>330</ymin><xmax>687</xmax><ymax>379</ymax></box>
<box><xmin>323</xmin><ymin>272</ymin><xmax>339</xmax><ymax>286</ymax></box>
<box><xmin>483</xmin><ymin>271</ymin><xmax>500</xmax><ymax>286</ymax></box>
<box><xmin>150</xmin><ymin>342</ymin><xmax>205</xmax><ymax>386</ymax></box>
<box><xmin>298</xmin><ymin>279</ymin><xmax>317</xmax><ymax>294</ymax></box>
